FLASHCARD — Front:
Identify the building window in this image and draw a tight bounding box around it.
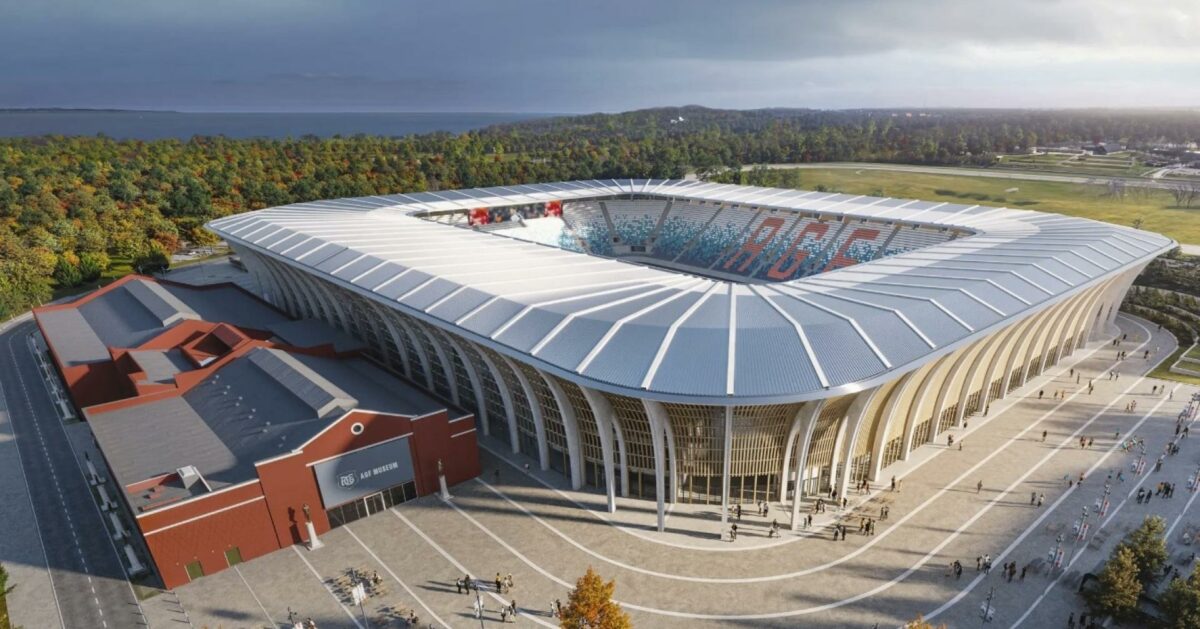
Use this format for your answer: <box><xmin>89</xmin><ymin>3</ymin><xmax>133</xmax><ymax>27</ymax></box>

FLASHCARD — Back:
<box><xmin>325</xmin><ymin>480</ymin><xmax>419</xmax><ymax>530</ymax></box>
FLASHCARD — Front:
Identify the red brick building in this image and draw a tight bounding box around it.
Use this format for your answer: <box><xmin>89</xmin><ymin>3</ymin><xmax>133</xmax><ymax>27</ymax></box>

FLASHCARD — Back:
<box><xmin>34</xmin><ymin>276</ymin><xmax>480</xmax><ymax>588</ymax></box>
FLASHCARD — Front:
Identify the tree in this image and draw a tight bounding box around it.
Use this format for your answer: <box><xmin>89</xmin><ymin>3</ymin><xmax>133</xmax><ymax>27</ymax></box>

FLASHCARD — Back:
<box><xmin>1169</xmin><ymin>182</ymin><xmax>1199</xmax><ymax>209</ymax></box>
<box><xmin>904</xmin><ymin>614</ymin><xmax>946</xmax><ymax>628</ymax></box>
<box><xmin>559</xmin><ymin>567</ymin><xmax>631</xmax><ymax>629</ymax></box>
<box><xmin>52</xmin><ymin>255</ymin><xmax>83</xmax><ymax>289</ymax></box>
<box><xmin>1085</xmin><ymin>545</ymin><xmax>1142</xmax><ymax>621</ymax></box>
<box><xmin>1</xmin><ymin>562</ymin><xmax>13</xmax><ymax>629</ymax></box>
<box><xmin>1160</xmin><ymin>566</ymin><xmax>1200</xmax><ymax>629</ymax></box>
<box><xmin>1123</xmin><ymin>516</ymin><xmax>1169</xmax><ymax>585</ymax></box>
<box><xmin>133</xmin><ymin>244</ymin><xmax>171</xmax><ymax>275</ymax></box>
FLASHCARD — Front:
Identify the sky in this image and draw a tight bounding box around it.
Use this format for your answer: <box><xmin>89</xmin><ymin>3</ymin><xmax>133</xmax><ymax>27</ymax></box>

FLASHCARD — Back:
<box><xmin>1</xmin><ymin>0</ymin><xmax>1198</xmax><ymax>113</ymax></box>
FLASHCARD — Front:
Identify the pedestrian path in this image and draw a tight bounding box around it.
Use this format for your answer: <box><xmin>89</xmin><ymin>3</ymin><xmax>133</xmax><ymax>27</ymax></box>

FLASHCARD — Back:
<box><xmin>153</xmin><ymin>314</ymin><xmax>1200</xmax><ymax>628</ymax></box>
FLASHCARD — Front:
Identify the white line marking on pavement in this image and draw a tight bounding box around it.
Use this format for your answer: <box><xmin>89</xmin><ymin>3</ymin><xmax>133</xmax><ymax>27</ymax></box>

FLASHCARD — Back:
<box><xmin>9</xmin><ymin>329</ymin><xmax>146</xmax><ymax>625</ymax></box>
<box><xmin>233</xmin><ymin>565</ymin><xmax>276</xmax><ymax>628</ymax></box>
<box><xmin>466</xmin><ymin>321</ymin><xmax>1164</xmax><ymax>585</ymax></box>
<box><xmin>0</xmin><ymin>332</ymin><xmax>69</xmax><ymax>628</ymax></box>
<box><xmin>1008</xmin><ymin>385</ymin><xmax>1197</xmax><ymax>628</ymax></box>
<box><xmin>342</xmin><ymin>525</ymin><xmax>450</xmax><ymax>629</ymax></box>
<box><xmin>389</xmin><ymin>508</ymin><xmax>558</xmax><ymax>628</ymax></box>
<box><xmin>479</xmin><ymin>316</ymin><xmax>1140</xmax><ymax>553</ymax></box>
<box><xmin>289</xmin><ymin>545</ymin><xmax>363</xmax><ymax>629</ymax></box>
<box><xmin>930</xmin><ymin>382</ymin><xmax>1178</xmax><ymax>625</ymax></box>
<box><xmin>435</xmin><ymin>325</ymin><xmax>1188</xmax><ymax>619</ymax></box>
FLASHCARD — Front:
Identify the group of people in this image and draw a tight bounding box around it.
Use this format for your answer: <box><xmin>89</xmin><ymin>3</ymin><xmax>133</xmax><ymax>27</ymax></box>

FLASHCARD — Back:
<box><xmin>457</xmin><ymin>573</ymin><xmax>523</xmax><ymax>624</ymax></box>
<box><xmin>728</xmin><ymin>502</ymin><xmax>783</xmax><ymax>541</ymax></box>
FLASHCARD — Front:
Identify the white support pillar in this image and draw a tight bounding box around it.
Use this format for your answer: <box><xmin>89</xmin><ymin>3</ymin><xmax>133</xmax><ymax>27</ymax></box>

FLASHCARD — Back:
<box><xmin>833</xmin><ymin>388</ymin><xmax>881</xmax><ymax>507</ymax></box>
<box><xmin>721</xmin><ymin>405</ymin><xmax>733</xmax><ymax>525</ymax></box>
<box><xmin>642</xmin><ymin>400</ymin><xmax>670</xmax><ymax>532</ymax></box>
<box><xmin>581</xmin><ymin>387</ymin><xmax>618</xmax><ymax>513</ymax></box>
<box><xmin>870</xmin><ymin>371</ymin><xmax>916</xmax><ymax>480</ymax></box>
<box><xmin>663</xmin><ymin>412</ymin><xmax>678</xmax><ymax>504</ymax></box>
<box><xmin>444</xmin><ymin>337</ymin><xmax>489</xmax><ymax>436</ymax></box>
<box><xmin>788</xmin><ymin>401</ymin><xmax>825</xmax><ymax>531</ymax></box>
<box><xmin>476</xmin><ymin>351</ymin><xmax>519</xmax><ymax>453</ymax></box>
<box><xmin>611</xmin><ymin>416</ymin><xmax>629</xmax><ymax>498</ymax></box>
<box><xmin>539</xmin><ymin>370</ymin><xmax>584</xmax><ymax>490</ymax></box>
<box><xmin>503</xmin><ymin>357</ymin><xmax>549</xmax><ymax>471</ymax></box>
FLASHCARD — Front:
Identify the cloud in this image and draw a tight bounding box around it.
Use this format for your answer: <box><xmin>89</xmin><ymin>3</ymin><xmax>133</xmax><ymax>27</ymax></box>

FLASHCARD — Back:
<box><xmin>0</xmin><ymin>0</ymin><xmax>1197</xmax><ymax>110</ymax></box>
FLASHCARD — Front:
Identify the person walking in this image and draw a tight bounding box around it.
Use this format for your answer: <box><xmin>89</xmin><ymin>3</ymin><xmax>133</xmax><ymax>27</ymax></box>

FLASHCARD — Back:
<box><xmin>1042</xmin><ymin>430</ymin><xmax>1048</xmax><ymax>442</ymax></box>
<box><xmin>1030</xmin><ymin>491</ymin><xmax>1037</xmax><ymax>505</ymax></box>
<box><xmin>1038</xmin><ymin>493</ymin><xmax>1045</xmax><ymax>507</ymax></box>
<box><xmin>977</xmin><ymin>480</ymin><xmax>983</xmax><ymax>494</ymax></box>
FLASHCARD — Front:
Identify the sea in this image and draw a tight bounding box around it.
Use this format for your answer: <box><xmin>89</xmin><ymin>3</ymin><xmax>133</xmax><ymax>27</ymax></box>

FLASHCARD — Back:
<box><xmin>0</xmin><ymin>110</ymin><xmax>559</xmax><ymax>140</ymax></box>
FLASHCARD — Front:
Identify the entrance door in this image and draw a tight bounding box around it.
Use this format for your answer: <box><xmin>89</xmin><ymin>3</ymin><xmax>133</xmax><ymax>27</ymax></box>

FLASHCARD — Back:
<box><xmin>185</xmin><ymin>560</ymin><xmax>204</xmax><ymax>582</ymax></box>
<box><xmin>364</xmin><ymin>492</ymin><xmax>386</xmax><ymax>516</ymax></box>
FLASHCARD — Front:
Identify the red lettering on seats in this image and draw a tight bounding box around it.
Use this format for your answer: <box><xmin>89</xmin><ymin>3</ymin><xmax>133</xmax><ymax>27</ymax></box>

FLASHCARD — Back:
<box><xmin>723</xmin><ymin>217</ymin><xmax>785</xmax><ymax>272</ymax></box>
<box><xmin>823</xmin><ymin>228</ymin><xmax>881</xmax><ymax>271</ymax></box>
<box><xmin>767</xmin><ymin>222</ymin><xmax>830</xmax><ymax>280</ymax></box>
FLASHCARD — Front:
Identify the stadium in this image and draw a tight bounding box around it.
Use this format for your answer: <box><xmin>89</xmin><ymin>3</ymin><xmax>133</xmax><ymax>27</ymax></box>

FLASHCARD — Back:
<box><xmin>207</xmin><ymin>179</ymin><xmax>1173</xmax><ymax>532</ymax></box>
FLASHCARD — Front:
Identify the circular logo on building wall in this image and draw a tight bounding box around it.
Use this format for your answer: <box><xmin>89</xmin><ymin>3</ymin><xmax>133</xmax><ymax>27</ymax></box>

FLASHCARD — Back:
<box><xmin>338</xmin><ymin>471</ymin><xmax>358</xmax><ymax>488</ymax></box>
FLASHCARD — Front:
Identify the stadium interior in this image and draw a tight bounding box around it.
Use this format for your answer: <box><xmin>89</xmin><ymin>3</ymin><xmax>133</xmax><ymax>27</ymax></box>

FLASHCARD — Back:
<box><xmin>422</xmin><ymin>196</ymin><xmax>965</xmax><ymax>283</ymax></box>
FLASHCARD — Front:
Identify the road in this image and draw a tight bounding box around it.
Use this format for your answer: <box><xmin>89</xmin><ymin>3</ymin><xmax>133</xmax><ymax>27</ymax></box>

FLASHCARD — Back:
<box><xmin>689</xmin><ymin>161</ymin><xmax>1194</xmax><ymax>191</ymax></box>
<box><xmin>0</xmin><ymin>319</ymin><xmax>146</xmax><ymax>628</ymax></box>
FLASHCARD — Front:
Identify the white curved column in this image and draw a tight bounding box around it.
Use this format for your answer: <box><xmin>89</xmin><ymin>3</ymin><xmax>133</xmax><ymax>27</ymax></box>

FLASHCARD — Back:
<box><xmin>870</xmin><ymin>371</ymin><xmax>916</xmax><ymax>479</ymax></box>
<box><xmin>787</xmin><ymin>400</ymin><xmax>825</xmax><ymax>531</ymax></box>
<box><xmin>610</xmin><ymin>414</ymin><xmax>629</xmax><ymax>498</ymax></box>
<box><xmin>417</xmin><ymin>325</ymin><xmax>460</xmax><ymax>405</ymax></box>
<box><xmin>392</xmin><ymin>315</ymin><xmax>435</xmax><ymax>390</ymax></box>
<box><xmin>580</xmin><ymin>386</ymin><xmax>618</xmax><ymax>512</ymax></box>
<box><xmin>901</xmin><ymin>354</ymin><xmax>952</xmax><ymax>455</ymax></box>
<box><xmin>641</xmin><ymin>399</ymin><xmax>671</xmax><ymax>532</ymax></box>
<box><xmin>445</xmin><ymin>335</ymin><xmax>489</xmax><ymax>436</ymax></box>
<box><xmin>953</xmin><ymin>328</ymin><xmax>1008</xmax><ymax>425</ymax></box>
<box><xmin>476</xmin><ymin>350</ymin><xmax>519</xmax><ymax>453</ymax></box>
<box><xmin>503</xmin><ymin>356</ymin><xmax>549</xmax><ymax>470</ymax></box>
<box><xmin>538</xmin><ymin>370</ymin><xmax>584</xmax><ymax>490</ymax></box>
<box><xmin>833</xmin><ymin>387</ymin><xmax>881</xmax><ymax>505</ymax></box>
<box><xmin>367</xmin><ymin>301</ymin><xmax>414</xmax><ymax>378</ymax></box>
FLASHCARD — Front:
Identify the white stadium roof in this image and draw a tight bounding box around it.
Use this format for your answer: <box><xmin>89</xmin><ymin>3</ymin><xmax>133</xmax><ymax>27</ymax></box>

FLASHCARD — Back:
<box><xmin>208</xmin><ymin>179</ymin><xmax>1173</xmax><ymax>404</ymax></box>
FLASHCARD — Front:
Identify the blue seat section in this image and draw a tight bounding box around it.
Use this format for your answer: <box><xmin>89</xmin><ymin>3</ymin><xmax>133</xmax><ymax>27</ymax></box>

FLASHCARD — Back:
<box><xmin>676</xmin><ymin>210</ymin><xmax>761</xmax><ymax>268</ymax></box>
<box><xmin>651</xmin><ymin>216</ymin><xmax>706</xmax><ymax>260</ymax></box>
<box><xmin>612</xmin><ymin>215</ymin><xmax>657</xmax><ymax>246</ymax></box>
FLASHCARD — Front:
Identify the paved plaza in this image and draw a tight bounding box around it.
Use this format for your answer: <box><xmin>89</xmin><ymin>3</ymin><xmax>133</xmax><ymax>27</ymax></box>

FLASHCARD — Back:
<box><xmin>120</xmin><ymin>314</ymin><xmax>1199</xmax><ymax>628</ymax></box>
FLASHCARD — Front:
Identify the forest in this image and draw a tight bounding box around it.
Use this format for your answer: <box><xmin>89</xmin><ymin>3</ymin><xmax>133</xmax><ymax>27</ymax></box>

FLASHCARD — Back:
<box><xmin>2</xmin><ymin>107</ymin><xmax>1199</xmax><ymax>319</ymax></box>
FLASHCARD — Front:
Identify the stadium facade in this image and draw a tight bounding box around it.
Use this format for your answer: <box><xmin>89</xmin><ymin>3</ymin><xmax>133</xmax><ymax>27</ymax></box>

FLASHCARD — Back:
<box><xmin>208</xmin><ymin>179</ymin><xmax>1173</xmax><ymax>531</ymax></box>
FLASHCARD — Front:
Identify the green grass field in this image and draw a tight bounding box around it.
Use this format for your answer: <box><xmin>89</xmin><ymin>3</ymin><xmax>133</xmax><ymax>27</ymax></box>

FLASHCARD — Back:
<box><xmin>784</xmin><ymin>168</ymin><xmax>1200</xmax><ymax>245</ymax></box>
<box><xmin>1152</xmin><ymin>345</ymin><xmax>1200</xmax><ymax>387</ymax></box>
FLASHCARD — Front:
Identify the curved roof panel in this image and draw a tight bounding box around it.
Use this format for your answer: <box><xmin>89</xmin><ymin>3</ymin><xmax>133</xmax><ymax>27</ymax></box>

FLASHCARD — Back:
<box><xmin>208</xmin><ymin>179</ymin><xmax>1172</xmax><ymax>404</ymax></box>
